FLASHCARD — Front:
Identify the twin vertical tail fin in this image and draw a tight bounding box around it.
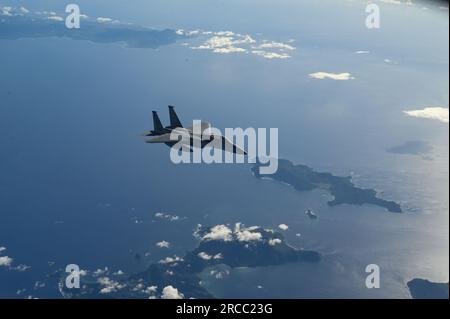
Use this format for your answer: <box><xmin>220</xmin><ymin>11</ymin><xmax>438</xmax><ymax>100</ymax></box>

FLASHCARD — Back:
<box><xmin>152</xmin><ymin>111</ymin><xmax>164</xmax><ymax>132</ymax></box>
<box><xmin>168</xmin><ymin>105</ymin><xmax>182</xmax><ymax>128</ymax></box>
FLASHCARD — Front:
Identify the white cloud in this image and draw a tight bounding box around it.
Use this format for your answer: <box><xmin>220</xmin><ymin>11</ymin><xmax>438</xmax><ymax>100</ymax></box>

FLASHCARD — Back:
<box><xmin>161</xmin><ymin>285</ymin><xmax>184</xmax><ymax>299</ymax></box>
<box><xmin>380</xmin><ymin>0</ymin><xmax>402</xmax><ymax>4</ymax></box>
<box><xmin>278</xmin><ymin>224</ymin><xmax>289</xmax><ymax>231</ymax></box>
<box><xmin>215</xmin><ymin>31</ymin><xmax>235</xmax><ymax>37</ymax></box>
<box><xmin>13</xmin><ymin>264</ymin><xmax>31</xmax><ymax>272</ymax></box>
<box><xmin>96</xmin><ymin>17</ymin><xmax>119</xmax><ymax>24</ymax></box>
<box><xmin>159</xmin><ymin>255</ymin><xmax>183</xmax><ymax>264</ymax></box>
<box><xmin>210</xmin><ymin>269</ymin><xmax>230</xmax><ymax>279</ymax></box>
<box><xmin>93</xmin><ymin>267</ymin><xmax>109</xmax><ymax>276</ymax></box>
<box><xmin>355</xmin><ymin>50</ymin><xmax>370</xmax><ymax>54</ymax></box>
<box><xmin>268</xmin><ymin>238</ymin><xmax>282</xmax><ymax>246</ymax></box>
<box><xmin>403</xmin><ymin>107</ymin><xmax>449</xmax><ymax>123</ymax></box>
<box><xmin>309</xmin><ymin>72</ymin><xmax>354</xmax><ymax>80</ymax></box>
<box><xmin>213</xmin><ymin>46</ymin><xmax>247</xmax><ymax>53</ymax></box>
<box><xmin>20</xmin><ymin>7</ymin><xmax>29</xmax><ymax>14</ymax></box>
<box><xmin>154</xmin><ymin>212</ymin><xmax>183</xmax><ymax>222</ymax></box>
<box><xmin>189</xmin><ymin>31</ymin><xmax>295</xmax><ymax>60</ymax></box>
<box><xmin>197</xmin><ymin>252</ymin><xmax>223</xmax><ymax>260</ymax></box>
<box><xmin>185</xmin><ymin>30</ymin><xmax>200</xmax><ymax>36</ymax></box>
<box><xmin>156</xmin><ymin>241</ymin><xmax>170</xmax><ymax>248</ymax></box>
<box><xmin>98</xmin><ymin>277</ymin><xmax>126</xmax><ymax>294</ymax></box>
<box><xmin>202</xmin><ymin>225</ymin><xmax>233</xmax><ymax>242</ymax></box>
<box><xmin>0</xmin><ymin>256</ymin><xmax>13</xmax><ymax>267</ymax></box>
<box><xmin>2</xmin><ymin>6</ymin><xmax>12</xmax><ymax>16</ymax></box>
<box><xmin>234</xmin><ymin>223</ymin><xmax>262</xmax><ymax>242</ymax></box>
<box><xmin>198</xmin><ymin>252</ymin><xmax>212</xmax><ymax>260</ymax></box>
<box><xmin>380</xmin><ymin>0</ymin><xmax>413</xmax><ymax>5</ymax></box>
<box><xmin>0</xmin><ymin>246</ymin><xmax>6</xmax><ymax>253</ymax></box>
<box><xmin>254</xmin><ymin>41</ymin><xmax>295</xmax><ymax>51</ymax></box>
<box><xmin>97</xmin><ymin>17</ymin><xmax>113</xmax><ymax>23</ymax></box>
<box><xmin>47</xmin><ymin>16</ymin><xmax>63</xmax><ymax>22</ymax></box>
<box><xmin>251</xmin><ymin>50</ymin><xmax>290</xmax><ymax>59</ymax></box>
<box><xmin>194</xmin><ymin>36</ymin><xmax>235</xmax><ymax>50</ymax></box>
<box><xmin>234</xmin><ymin>34</ymin><xmax>256</xmax><ymax>45</ymax></box>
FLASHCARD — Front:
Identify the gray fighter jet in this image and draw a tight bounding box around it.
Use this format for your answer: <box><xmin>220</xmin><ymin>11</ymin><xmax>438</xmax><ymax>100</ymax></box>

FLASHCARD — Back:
<box><xmin>143</xmin><ymin>106</ymin><xmax>246</xmax><ymax>154</ymax></box>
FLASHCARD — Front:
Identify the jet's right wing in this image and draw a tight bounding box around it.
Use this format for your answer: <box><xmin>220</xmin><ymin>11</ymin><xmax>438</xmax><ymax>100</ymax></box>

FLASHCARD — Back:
<box><xmin>145</xmin><ymin>133</ymin><xmax>173</xmax><ymax>143</ymax></box>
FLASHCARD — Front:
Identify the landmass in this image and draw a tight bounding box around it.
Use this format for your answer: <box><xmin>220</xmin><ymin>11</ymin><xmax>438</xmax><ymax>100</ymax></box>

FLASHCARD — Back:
<box><xmin>407</xmin><ymin>278</ymin><xmax>449</xmax><ymax>299</ymax></box>
<box><xmin>386</xmin><ymin>140</ymin><xmax>433</xmax><ymax>156</ymax></box>
<box><xmin>0</xmin><ymin>11</ymin><xmax>184</xmax><ymax>49</ymax></box>
<box><xmin>252</xmin><ymin>159</ymin><xmax>402</xmax><ymax>213</ymax></box>
<box><xmin>59</xmin><ymin>223</ymin><xmax>320</xmax><ymax>299</ymax></box>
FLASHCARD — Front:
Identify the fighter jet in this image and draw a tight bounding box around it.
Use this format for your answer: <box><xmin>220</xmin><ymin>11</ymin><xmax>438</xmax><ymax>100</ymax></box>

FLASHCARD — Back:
<box><xmin>143</xmin><ymin>106</ymin><xmax>246</xmax><ymax>154</ymax></box>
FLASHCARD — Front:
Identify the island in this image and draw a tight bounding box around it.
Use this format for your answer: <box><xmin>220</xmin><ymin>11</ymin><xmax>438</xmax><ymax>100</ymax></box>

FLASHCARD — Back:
<box><xmin>59</xmin><ymin>223</ymin><xmax>320</xmax><ymax>299</ymax></box>
<box><xmin>0</xmin><ymin>12</ymin><xmax>184</xmax><ymax>49</ymax></box>
<box><xmin>252</xmin><ymin>159</ymin><xmax>402</xmax><ymax>213</ymax></box>
<box><xmin>407</xmin><ymin>278</ymin><xmax>449</xmax><ymax>299</ymax></box>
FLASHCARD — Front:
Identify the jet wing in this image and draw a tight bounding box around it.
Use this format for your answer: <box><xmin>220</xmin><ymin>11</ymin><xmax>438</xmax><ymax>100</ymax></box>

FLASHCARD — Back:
<box><xmin>206</xmin><ymin>135</ymin><xmax>246</xmax><ymax>155</ymax></box>
<box><xmin>222</xmin><ymin>136</ymin><xmax>247</xmax><ymax>155</ymax></box>
<box><xmin>145</xmin><ymin>134</ymin><xmax>173</xmax><ymax>143</ymax></box>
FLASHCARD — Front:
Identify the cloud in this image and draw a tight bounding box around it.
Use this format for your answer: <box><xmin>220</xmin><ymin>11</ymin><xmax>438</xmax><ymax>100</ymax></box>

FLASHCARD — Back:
<box><xmin>146</xmin><ymin>285</ymin><xmax>158</xmax><ymax>294</ymax></box>
<box><xmin>355</xmin><ymin>50</ymin><xmax>370</xmax><ymax>54</ymax></box>
<box><xmin>210</xmin><ymin>269</ymin><xmax>230</xmax><ymax>279</ymax></box>
<box><xmin>234</xmin><ymin>223</ymin><xmax>262</xmax><ymax>242</ymax></box>
<box><xmin>268</xmin><ymin>238</ymin><xmax>282</xmax><ymax>246</ymax></box>
<box><xmin>214</xmin><ymin>46</ymin><xmax>247</xmax><ymax>53</ymax></box>
<box><xmin>47</xmin><ymin>16</ymin><xmax>63</xmax><ymax>22</ymax></box>
<box><xmin>0</xmin><ymin>246</ymin><xmax>6</xmax><ymax>253</ymax></box>
<box><xmin>96</xmin><ymin>17</ymin><xmax>120</xmax><ymax>24</ymax></box>
<box><xmin>197</xmin><ymin>252</ymin><xmax>223</xmax><ymax>260</ymax></box>
<box><xmin>97</xmin><ymin>17</ymin><xmax>113</xmax><ymax>23</ymax></box>
<box><xmin>403</xmin><ymin>107</ymin><xmax>449</xmax><ymax>123</ymax></box>
<box><xmin>193</xmin><ymin>36</ymin><xmax>247</xmax><ymax>54</ymax></box>
<box><xmin>161</xmin><ymin>285</ymin><xmax>184</xmax><ymax>299</ymax></box>
<box><xmin>0</xmin><ymin>256</ymin><xmax>13</xmax><ymax>267</ymax></box>
<box><xmin>98</xmin><ymin>277</ymin><xmax>126</xmax><ymax>294</ymax></box>
<box><xmin>202</xmin><ymin>225</ymin><xmax>233</xmax><ymax>242</ymax></box>
<box><xmin>190</xmin><ymin>31</ymin><xmax>294</xmax><ymax>59</ymax></box>
<box><xmin>233</xmin><ymin>34</ymin><xmax>256</xmax><ymax>45</ymax></box>
<box><xmin>159</xmin><ymin>255</ymin><xmax>183</xmax><ymax>264</ymax></box>
<box><xmin>20</xmin><ymin>7</ymin><xmax>29</xmax><ymax>14</ymax></box>
<box><xmin>13</xmin><ymin>264</ymin><xmax>32</xmax><ymax>272</ymax></box>
<box><xmin>154</xmin><ymin>212</ymin><xmax>184</xmax><ymax>222</ymax></box>
<box><xmin>156</xmin><ymin>241</ymin><xmax>170</xmax><ymax>248</ymax></box>
<box><xmin>254</xmin><ymin>41</ymin><xmax>295</xmax><ymax>51</ymax></box>
<box><xmin>198</xmin><ymin>223</ymin><xmax>273</xmax><ymax>244</ymax></box>
<box><xmin>251</xmin><ymin>50</ymin><xmax>290</xmax><ymax>59</ymax></box>
<box><xmin>278</xmin><ymin>224</ymin><xmax>289</xmax><ymax>231</ymax></box>
<box><xmin>380</xmin><ymin>0</ymin><xmax>413</xmax><ymax>5</ymax></box>
<box><xmin>1</xmin><ymin>6</ymin><xmax>12</xmax><ymax>16</ymax></box>
<box><xmin>309</xmin><ymin>72</ymin><xmax>354</xmax><ymax>80</ymax></box>
<box><xmin>93</xmin><ymin>267</ymin><xmax>109</xmax><ymax>277</ymax></box>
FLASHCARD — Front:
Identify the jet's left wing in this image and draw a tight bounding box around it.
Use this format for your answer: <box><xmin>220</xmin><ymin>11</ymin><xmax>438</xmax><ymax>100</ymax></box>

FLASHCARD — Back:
<box><xmin>221</xmin><ymin>136</ymin><xmax>247</xmax><ymax>155</ymax></box>
<box><xmin>204</xmin><ymin>135</ymin><xmax>246</xmax><ymax>155</ymax></box>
